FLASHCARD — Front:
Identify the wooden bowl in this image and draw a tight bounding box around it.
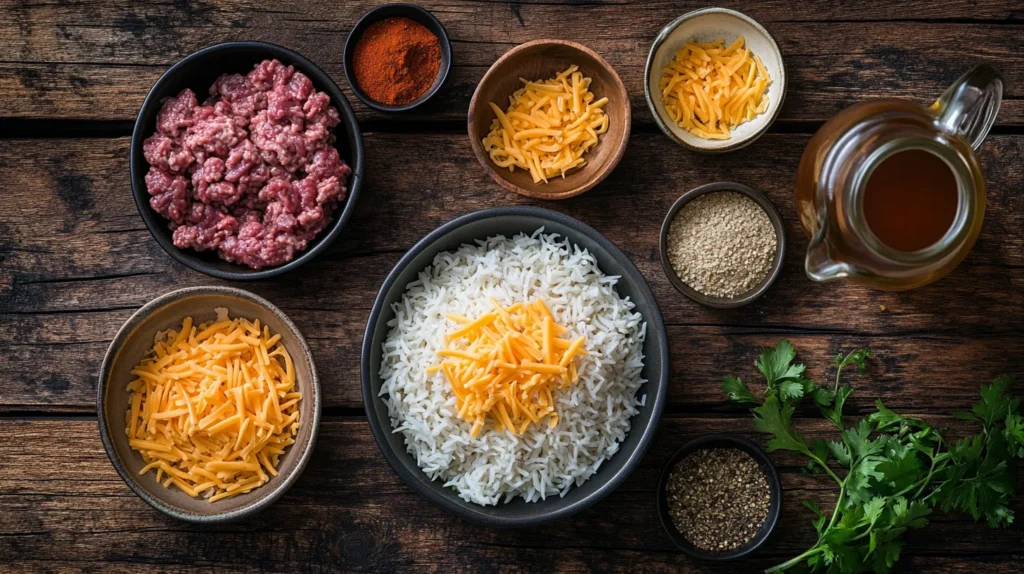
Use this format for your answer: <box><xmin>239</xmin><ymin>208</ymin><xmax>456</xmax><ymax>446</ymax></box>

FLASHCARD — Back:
<box><xmin>98</xmin><ymin>286</ymin><xmax>321</xmax><ymax>522</ymax></box>
<box><xmin>468</xmin><ymin>40</ymin><xmax>631</xmax><ymax>200</ymax></box>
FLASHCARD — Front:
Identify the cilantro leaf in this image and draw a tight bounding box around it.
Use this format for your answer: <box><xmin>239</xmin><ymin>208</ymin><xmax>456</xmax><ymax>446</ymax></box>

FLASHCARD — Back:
<box><xmin>821</xmin><ymin>385</ymin><xmax>853</xmax><ymax>428</ymax></box>
<box><xmin>777</xmin><ymin>379</ymin><xmax>807</xmax><ymax>401</ymax></box>
<box><xmin>968</xmin><ymin>376</ymin><xmax>1017</xmax><ymax>428</ymax></box>
<box><xmin>756</xmin><ymin>340</ymin><xmax>805</xmax><ymax>387</ymax></box>
<box><xmin>721</xmin><ymin>376</ymin><xmax>760</xmax><ymax>404</ymax></box>
<box><xmin>828</xmin><ymin>440</ymin><xmax>852</xmax><ymax>466</ymax></box>
<box><xmin>754</xmin><ymin>394</ymin><xmax>808</xmax><ymax>454</ymax></box>
<box><xmin>868</xmin><ymin>400</ymin><xmax>904</xmax><ymax>430</ymax></box>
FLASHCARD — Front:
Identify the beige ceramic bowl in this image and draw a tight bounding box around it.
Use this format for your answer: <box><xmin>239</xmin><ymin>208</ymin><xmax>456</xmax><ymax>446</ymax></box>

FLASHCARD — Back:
<box><xmin>468</xmin><ymin>39</ymin><xmax>631</xmax><ymax>200</ymax></box>
<box><xmin>97</xmin><ymin>286</ymin><xmax>320</xmax><ymax>522</ymax></box>
<box><xmin>645</xmin><ymin>7</ymin><xmax>786</xmax><ymax>153</ymax></box>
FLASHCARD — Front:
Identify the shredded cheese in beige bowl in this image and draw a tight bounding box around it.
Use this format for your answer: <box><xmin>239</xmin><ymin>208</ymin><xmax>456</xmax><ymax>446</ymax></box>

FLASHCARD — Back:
<box><xmin>645</xmin><ymin>7</ymin><xmax>786</xmax><ymax>152</ymax></box>
<box><xmin>125</xmin><ymin>309</ymin><xmax>300</xmax><ymax>502</ymax></box>
<box><xmin>98</xmin><ymin>287</ymin><xmax>319</xmax><ymax>522</ymax></box>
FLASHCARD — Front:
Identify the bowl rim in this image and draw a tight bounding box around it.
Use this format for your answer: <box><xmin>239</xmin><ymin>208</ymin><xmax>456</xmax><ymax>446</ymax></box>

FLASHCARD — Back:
<box><xmin>656</xmin><ymin>433</ymin><xmax>783</xmax><ymax>560</ymax></box>
<box><xmin>643</xmin><ymin>6</ymin><xmax>787</xmax><ymax>153</ymax></box>
<box><xmin>96</xmin><ymin>285</ymin><xmax>322</xmax><ymax>523</ymax></box>
<box><xmin>343</xmin><ymin>3</ymin><xmax>454</xmax><ymax>113</ymax></box>
<box><xmin>467</xmin><ymin>39</ymin><xmax>632</xmax><ymax>200</ymax></box>
<box><xmin>658</xmin><ymin>182</ymin><xmax>786</xmax><ymax>308</ymax></box>
<box><xmin>360</xmin><ymin>206</ymin><xmax>668</xmax><ymax>526</ymax></box>
<box><xmin>129</xmin><ymin>40</ymin><xmax>365</xmax><ymax>281</ymax></box>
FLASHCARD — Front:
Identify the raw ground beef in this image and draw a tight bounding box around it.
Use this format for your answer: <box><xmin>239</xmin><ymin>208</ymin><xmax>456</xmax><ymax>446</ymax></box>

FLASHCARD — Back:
<box><xmin>143</xmin><ymin>59</ymin><xmax>352</xmax><ymax>270</ymax></box>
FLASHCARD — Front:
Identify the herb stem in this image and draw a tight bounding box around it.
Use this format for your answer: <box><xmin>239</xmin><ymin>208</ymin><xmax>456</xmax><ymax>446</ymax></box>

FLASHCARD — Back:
<box><xmin>806</xmin><ymin>449</ymin><xmax>843</xmax><ymax>486</ymax></box>
<box><xmin>766</xmin><ymin>546</ymin><xmax>823</xmax><ymax>573</ymax></box>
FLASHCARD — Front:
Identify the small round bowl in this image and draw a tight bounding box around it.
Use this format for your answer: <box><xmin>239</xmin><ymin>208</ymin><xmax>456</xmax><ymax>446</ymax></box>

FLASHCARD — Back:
<box><xmin>343</xmin><ymin>3</ymin><xmax>453</xmax><ymax>112</ymax></box>
<box><xmin>361</xmin><ymin>206</ymin><xmax>668</xmax><ymax>526</ymax></box>
<box><xmin>659</xmin><ymin>182</ymin><xmax>786</xmax><ymax>308</ymax></box>
<box><xmin>98</xmin><ymin>286</ymin><xmax>321</xmax><ymax>523</ymax></box>
<box><xmin>645</xmin><ymin>7</ymin><xmax>786</xmax><ymax>153</ymax></box>
<box><xmin>657</xmin><ymin>434</ymin><xmax>782</xmax><ymax>560</ymax></box>
<box><xmin>468</xmin><ymin>40</ymin><xmax>631</xmax><ymax>200</ymax></box>
<box><xmin>130</xmin><ymin>41</ymin><xmax>364</xmax><ymax>281</ymax></box>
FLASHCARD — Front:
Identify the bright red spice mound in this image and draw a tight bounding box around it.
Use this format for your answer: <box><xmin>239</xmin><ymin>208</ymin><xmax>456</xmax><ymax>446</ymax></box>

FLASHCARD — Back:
<box><xmin>352</xmin><ymin>17</ymin><xmax>441</xmax><ymax>106</ymax></box>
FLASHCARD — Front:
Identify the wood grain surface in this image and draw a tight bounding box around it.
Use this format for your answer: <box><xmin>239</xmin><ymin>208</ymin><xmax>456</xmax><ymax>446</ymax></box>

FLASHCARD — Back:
<box><xmin>1</xmin><ymin>0</ymin><xmax>1023</xmax><ymax>572</ymax></box>
<box><xmin>1</xmin><ymin>1</ymin><xmax>1023</xmax><ymax>124</ymax></box>
<box><xmin>2</xmin><ymin>418</ymin><xmax>1022</xmax><ymax>573</ymax></box>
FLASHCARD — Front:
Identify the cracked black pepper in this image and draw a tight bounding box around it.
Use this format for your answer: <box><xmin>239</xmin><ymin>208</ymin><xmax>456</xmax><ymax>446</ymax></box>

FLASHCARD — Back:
<box><xmin>665</xmin><ymin>448</ymin><xmax>771</xmax><ymax>552</ymax></box>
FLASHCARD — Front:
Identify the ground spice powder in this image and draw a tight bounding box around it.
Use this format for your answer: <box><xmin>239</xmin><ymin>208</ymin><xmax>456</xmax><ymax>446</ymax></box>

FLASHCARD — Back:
<box><xmin>352</xmin><ymin>17</ymin><xmax>441</xmax><ymax>106</ymax></box>
<box><xmin>666</xmin><ymin>191</ymin><xmax>777</xmax><ymax>298</ymax></box>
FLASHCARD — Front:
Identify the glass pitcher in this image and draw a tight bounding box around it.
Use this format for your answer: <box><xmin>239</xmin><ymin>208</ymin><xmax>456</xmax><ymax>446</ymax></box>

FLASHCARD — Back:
<box><xmin>795</xmin><ymin>65</ymin><xmax>1002</xmax><ymax>290</ymax></box>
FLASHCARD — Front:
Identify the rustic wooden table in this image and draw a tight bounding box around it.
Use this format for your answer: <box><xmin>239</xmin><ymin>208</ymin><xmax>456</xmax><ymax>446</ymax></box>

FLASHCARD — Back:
<box><xmin>2</xmin><ymin>1</ymin><xmax>1023</xmax><ymax>572</ymax></box>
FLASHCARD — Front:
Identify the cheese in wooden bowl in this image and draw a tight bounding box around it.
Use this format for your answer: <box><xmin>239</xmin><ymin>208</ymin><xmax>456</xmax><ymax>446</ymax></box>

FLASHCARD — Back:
<box><xmin>469</xmin><ymin>39</ymin><xmax>631</xmax><ymax>200</ymax></box>
<box><xmin>98</xmin><ymin>286</ymin><xmax>320</xmax><ymax>523</ymax></box>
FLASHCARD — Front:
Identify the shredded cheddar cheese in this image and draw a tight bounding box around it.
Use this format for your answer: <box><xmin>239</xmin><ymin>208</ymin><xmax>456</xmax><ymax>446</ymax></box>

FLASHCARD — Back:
<box><xmin>482</xmin><ymin>65</ymin><xmax>609</xmax><ymax>183</ymax></box>
<box><xmin>124</xmin><ymin>309</ymin><xmax>300</xmax><ymax>502</ymax></box>
<box><xmin>659</xmin><ymin>36</ymin><xmax>770</xmax><ymax>140</ymax></box>
<box><xmin>430</xmin><ymin>298</ymin><xmax>586</xmax><ymax>438</ymax></box>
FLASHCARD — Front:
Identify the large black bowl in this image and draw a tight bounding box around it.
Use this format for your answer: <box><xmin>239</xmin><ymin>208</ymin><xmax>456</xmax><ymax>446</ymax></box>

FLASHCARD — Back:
<box><xmin>130</xmin><ymin>41</ymin><xmax>364</xmax><ymax>280</ymax></box>
<box><xmin>361</xmin><ymin>206</ymin><xmax>669</xmax><ymax>526</ymax></box>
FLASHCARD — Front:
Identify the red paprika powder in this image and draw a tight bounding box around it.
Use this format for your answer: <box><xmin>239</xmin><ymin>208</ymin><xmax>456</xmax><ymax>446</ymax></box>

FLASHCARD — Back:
<box><xmin>352</xmin><ymin>17</ymin><xmax>442</xmax><ymax>106</ymax></box>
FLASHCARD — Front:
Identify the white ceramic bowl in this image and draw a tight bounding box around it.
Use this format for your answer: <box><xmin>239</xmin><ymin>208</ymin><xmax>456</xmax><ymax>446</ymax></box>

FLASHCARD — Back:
<box><xmin>644</xmin><ymin>7</ymin><xmax>786</xmax><ymax>153</ymax></box>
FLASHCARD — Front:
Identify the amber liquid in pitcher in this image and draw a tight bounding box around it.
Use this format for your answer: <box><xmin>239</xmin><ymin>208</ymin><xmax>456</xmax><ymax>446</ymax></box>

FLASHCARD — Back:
<box><xmin>861</xmin><ymin>149</ymin><xmax>959</xmax><ymax>253</ymax></box>
<box><xmin>795</xmin><ymin>100</ymin><xmax>987</xmax><ymax>290</ymax></box>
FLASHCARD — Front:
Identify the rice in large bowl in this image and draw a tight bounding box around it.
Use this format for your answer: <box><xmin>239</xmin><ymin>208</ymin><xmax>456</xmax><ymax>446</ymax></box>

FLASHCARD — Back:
<box><xmin>379</xmin><ymin>230</ymin><xmax>646</xmax><ymax>506</ymax></box>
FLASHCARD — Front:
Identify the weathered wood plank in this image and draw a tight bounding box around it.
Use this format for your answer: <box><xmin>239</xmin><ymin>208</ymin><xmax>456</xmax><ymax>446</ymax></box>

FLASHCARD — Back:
<box><xmin>1</xmin><ymin>1</ymin><xmax>1022</xmax><ymax>123</ymax></box>
<box><xmin>1</xmin><ymin>417</ymin><xmax>1021</xmax><ymax>573</ymax></box>
<box><xmin>1</xmin><ymin>134</ymin><xmax>1021</xmax><ymax>409</ymax></box>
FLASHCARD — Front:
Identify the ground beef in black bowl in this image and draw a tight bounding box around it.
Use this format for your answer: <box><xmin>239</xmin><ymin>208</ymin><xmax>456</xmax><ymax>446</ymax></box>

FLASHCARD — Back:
<box><xmin>131</xmin><ymin>42</ymin><xmax>364</xmax><ymax>280</ymax></box>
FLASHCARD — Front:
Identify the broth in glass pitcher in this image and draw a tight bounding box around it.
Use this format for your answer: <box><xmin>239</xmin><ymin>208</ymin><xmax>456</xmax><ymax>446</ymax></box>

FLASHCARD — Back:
<box><xmin>796</xmin><ymin>65</ymin><xmax>1002</xmax><ymax>291</ymax></box>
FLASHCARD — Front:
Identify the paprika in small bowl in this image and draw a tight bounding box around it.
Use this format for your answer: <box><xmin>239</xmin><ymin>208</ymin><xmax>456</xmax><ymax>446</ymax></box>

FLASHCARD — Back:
<box><xmin>344</xmin><ymin>3</ymin><xmax>453</xmax><ymax>113</ymax></box>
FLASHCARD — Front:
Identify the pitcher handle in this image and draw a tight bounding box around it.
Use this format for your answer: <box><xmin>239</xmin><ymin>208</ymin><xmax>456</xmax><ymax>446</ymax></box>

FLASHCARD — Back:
<box><xmin>931</xmin><ymin>64</ymin><xmax>1003</xmax><ymax>150</ymax></box>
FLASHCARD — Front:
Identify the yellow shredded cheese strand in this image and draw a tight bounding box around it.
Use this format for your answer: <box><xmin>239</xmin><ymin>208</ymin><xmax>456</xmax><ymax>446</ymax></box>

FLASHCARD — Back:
<box><xmin>482</xmin><ymin>65</ymin><xmax>609</xmax><ymax>183</ymax></box>
<box><xmin>430</xmin><ymin>298</ymin><xmax>586</xmax><ymax>438</ymax></box>
<box><xmin>659</xmin><ymin>36</ymin><xmax>770</xmax><ymax>139</ymax></box>
<box><xmin>124</xmin><ymin>309</ymin><xmax>300</xmax><ymax>501</ymax></box>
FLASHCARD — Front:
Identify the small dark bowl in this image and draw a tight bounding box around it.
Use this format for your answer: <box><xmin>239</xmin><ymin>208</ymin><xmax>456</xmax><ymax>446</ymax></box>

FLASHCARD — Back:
<box><xmin>361</xmin><ymin>206</ymin><xmax>669</xmax><ymax>527</ymax></box>
<box><xmin>657</xmin><ymin>434</ymin><xmax>782</xmax><ymax>560</ymax></box>
<box><xmin>343</xmin><ymin>3</ymin><xmax>453</xmax><ymax>112</ymax></box>
<box><xmin>130</xmin><ymin>41</ymin><xmax>364</xmax><ymax>281</ymax></box>
<box><xmin>659</xmin><ymin>182</ymin><xmax>786</xmax><ymax>308</ymax></box>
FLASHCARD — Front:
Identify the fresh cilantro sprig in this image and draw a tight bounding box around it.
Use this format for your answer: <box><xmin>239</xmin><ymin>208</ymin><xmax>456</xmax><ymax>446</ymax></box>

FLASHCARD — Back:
<box><xmin>721</xmin><ymin>341</ymin><xmax>1022</xmax><ymax>573</ymax></box>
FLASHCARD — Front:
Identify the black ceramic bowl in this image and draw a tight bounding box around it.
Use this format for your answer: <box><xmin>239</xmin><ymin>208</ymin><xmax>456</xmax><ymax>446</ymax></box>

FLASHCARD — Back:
<box><xmin>659</xmin><ymin>182</ymin><xmax>786</xmax><ymax>308</ymax></box>
<box><xmin>130</xmin><ymin>41</ymin><xmax>364</xmax><ymax>281</ymax></box>
<box><xmin>361</xmin><ymin>207</ymin><xmax>669</xmax><ymax>526</ymax></box>
<box><xmin>343</xmin><ymin>3</ymin><xmax>453</xmax><ymax>112</ymax></box>
<box><xmin>657</xmin><ymin>434</ymin><xmax>782</xmax><ymax>560</ymax></box>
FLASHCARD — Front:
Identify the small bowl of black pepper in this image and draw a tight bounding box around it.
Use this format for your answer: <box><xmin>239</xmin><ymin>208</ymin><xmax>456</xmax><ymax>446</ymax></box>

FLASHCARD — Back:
<box><xmin>659</xmin><ymin>181</ymin><xmax>785</xmax><ymax>308</ymax></box>
<box><xmin>657</xmin><ymin>434</ymin><xmax>782</xmax><ymax>561</ymax></box>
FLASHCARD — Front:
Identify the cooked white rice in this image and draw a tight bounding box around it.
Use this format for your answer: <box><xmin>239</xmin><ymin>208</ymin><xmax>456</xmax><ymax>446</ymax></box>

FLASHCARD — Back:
<box><xmin>379</xmin><ymin>230</ymin><xmax>647</xmax><ymax>506</ymax></box>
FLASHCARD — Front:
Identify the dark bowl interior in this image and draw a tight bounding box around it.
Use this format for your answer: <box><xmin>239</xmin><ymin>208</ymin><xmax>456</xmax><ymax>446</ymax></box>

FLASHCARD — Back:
<box><xmin>130</xmin><ymin>41</ymin><xmax>364</xmax><ymax>281</ymax></box>
<box><xmin>343</xmin><ymin>3</ymin><xmax>453</xmax><ymax>112</ymax></box>
<box><xmin>361</xmin><ymin>206</ymin><xmax>669</xmax><ymax>526</ymax></box>
<box><xmin>658</xmin><ymin>182</ymin><xmax>786</xmax><ymax>309</ymax></box>
<box><xmin>656</xmin><ymin>434</ymin><xmax>782</xmax><ymax>560</ymax></box>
